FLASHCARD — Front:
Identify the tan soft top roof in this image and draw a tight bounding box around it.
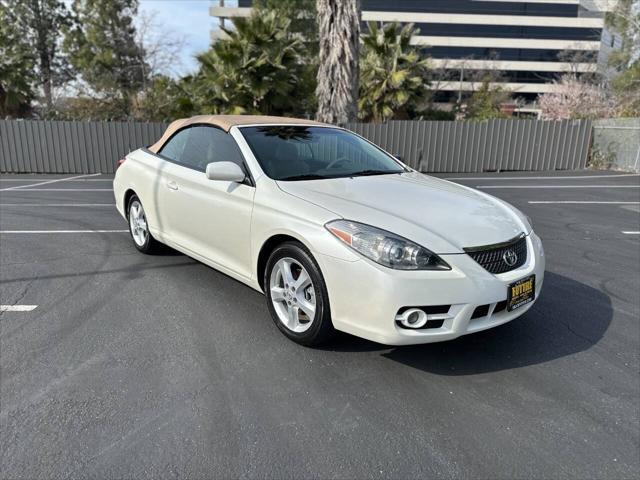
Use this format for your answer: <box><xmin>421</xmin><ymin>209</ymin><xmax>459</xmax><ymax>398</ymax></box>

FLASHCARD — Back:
<box><xmin>148</xmin><ymin>115</ymin><xmax>330</xmax><ymax>153</ymax></box>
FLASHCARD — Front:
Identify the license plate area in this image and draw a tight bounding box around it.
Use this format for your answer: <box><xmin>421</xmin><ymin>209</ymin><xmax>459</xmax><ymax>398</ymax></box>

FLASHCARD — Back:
<box><xmin>507</xmin><ymin>275</ymin><xmax>535</xmax><ymax>311</ymax></box>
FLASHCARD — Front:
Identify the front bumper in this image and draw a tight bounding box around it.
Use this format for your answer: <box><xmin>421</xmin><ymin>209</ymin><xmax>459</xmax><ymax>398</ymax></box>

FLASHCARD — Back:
<box><xmin>316</xmin><ymin>232</ymin><xmax>545</xmax><ymax>346</ymax></box>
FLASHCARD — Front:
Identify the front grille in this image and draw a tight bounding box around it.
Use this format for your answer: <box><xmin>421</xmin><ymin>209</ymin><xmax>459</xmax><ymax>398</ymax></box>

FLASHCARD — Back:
<box><xmin>464</xmin><ymin>234</ymin><xmax>527</xmax><ymax>274</ymax></box>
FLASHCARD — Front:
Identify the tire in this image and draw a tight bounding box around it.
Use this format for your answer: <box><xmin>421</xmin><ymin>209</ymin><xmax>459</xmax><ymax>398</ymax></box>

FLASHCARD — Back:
<box><xmin>127</xmin><ymin>195</ymin><xmax>162</xmax><ymax>254</ymax></box>
<box><xmin>264</xmin><ymin>242</ymin><xmax>334</xmax><ymax>346</ymax></box>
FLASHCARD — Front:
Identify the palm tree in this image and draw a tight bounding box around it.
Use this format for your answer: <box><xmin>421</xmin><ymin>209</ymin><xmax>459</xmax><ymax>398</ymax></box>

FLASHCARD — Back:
<box><xmin>358</xmin><ymin>22</ymin><xmax>431</xmax><ymax>122</ymax></box>
<box><xmin>195</xmin><ymin>10</ymin><xmax>311</xmax><ymax>116</ymax></box>
<box><xmin>315</xmin><ymin>0</ymin><xmax>360</xmax><ymax>124</ymax></box>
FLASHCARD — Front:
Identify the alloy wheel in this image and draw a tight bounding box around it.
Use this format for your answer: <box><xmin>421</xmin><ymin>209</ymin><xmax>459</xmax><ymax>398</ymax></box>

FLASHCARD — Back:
<box><xmin>269</xmin><ymin>257</ymin><xmax>316</xmax><ymax>333</ymax></box>
<box><xmin>129</xmin><ymin>200</ymin><xmax>148</xmax><ymax>247</ymax></box>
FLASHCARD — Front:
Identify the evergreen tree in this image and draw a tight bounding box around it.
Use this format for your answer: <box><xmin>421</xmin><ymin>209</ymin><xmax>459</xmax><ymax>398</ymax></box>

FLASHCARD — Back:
<box><xmin>0</xmin><ymin>3</ymin><xmax>35</xmax><ymax>118</ymax></box>
<box><xmin>3</xmin><ymin>0</ymin><xmax>72</xmax><ymax>114</ymax></box>
<box><xmin>64</xmin><ymin>0</ymin><xmax>146</xmax><ymax>118</ymax></box>
<box><xmin>606</xmin><ymin>0</ymin><xmax>640</xmax><ymax>116</ymax></box>
<box><xmin>135</xmin><ymin>75</ymin><xmax>197</xmax><ymax>122</ymax></box>
<box><xmin>465</xmin><ymin>75</ymin><xmax>510</xmax><ymax>121</ymax></box>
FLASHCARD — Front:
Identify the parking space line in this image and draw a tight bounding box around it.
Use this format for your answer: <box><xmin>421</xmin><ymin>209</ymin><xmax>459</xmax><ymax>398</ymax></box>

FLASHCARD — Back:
<box><xmin>2</xmin><ymin>188</ymin><xmax>113</xmax><ymax>192</ymax></box>
<box><xmin>447</xmin><ymin>174</ymin><xmax>640</xmax><ymax>180</ymax></box>
<box><xmin>622</xmin><ymin>231</ymin><xmax>640</xmax><ymax>235</ymax></box>
<box><xmin>0</xmin><ymin>305</ymin><xmax>38</xmax><ymax>312</ymax></box>
<box><xmin>478</xmin><ymin>185</ymin><xmax>640</xmax><ymax>189</ymax></box>
<box><xmin>528</xmin><ymin>201</ymin><xmax>640</xmax><ymax>204</ymax></box>
<box><xmin>0</xmin><ymin>178</ymin><xmax>112</xmax><ymax>182</ymax></box>
<box><xmin>0</xmin><ymin>179</ymin><xmax>52</xmax><ymax>182</ymax></box>
<box><xmin>0</xmin><ymin>173</ymin><xmax>101</xmax><ymax>191</ymax></box>
<box><xmin>0</xmin><ymin>230</ymin><xmax>127</xmax><ymax>234</ymax></box>
<box><xmin>0</xmin><ymin>203</ymin><xmax>114</xmax><ymax>207</ymax></box>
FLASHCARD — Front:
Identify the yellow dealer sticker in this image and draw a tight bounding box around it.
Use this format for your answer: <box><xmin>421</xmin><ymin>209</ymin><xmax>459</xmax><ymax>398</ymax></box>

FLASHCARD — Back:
<box><xmin>508</xmin><ymin>275</ymin><xmax>535</xmax><ymax>311</ymax></box>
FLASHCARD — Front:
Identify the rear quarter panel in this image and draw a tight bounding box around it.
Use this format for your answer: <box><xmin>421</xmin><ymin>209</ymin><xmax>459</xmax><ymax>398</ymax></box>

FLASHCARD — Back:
<box><xmin>113</xmin><ymin>149</ymin><xmax>167</xmax><ymax>239</ymax></box>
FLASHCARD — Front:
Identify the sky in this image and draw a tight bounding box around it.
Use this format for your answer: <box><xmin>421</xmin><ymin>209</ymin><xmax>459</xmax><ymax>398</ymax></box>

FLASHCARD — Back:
<box><xmin>62</xmin><ymin>0</ymin><xmax>225</xmax><ymax>76</ymax></box>
<box><xmin>138</xmin><ymin>0</ymin><xmax>218</xmax><ymax>75</ymax></box>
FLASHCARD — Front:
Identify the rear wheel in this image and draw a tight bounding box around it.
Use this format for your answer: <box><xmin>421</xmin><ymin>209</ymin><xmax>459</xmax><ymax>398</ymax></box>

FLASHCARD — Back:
<box><xmin>264</xmin><ymin>242</ymin><xmax>334</xmax><ymax>346</ymax></box>
<box><xmin>128</xmin><ymin>195</ymin><xmax>161</xmax><ymax>254</ymax></box>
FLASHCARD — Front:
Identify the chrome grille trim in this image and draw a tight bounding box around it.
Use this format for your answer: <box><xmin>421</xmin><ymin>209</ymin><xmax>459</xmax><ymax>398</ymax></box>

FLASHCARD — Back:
<box><xmin>464</xmin><ymin>233</ymin><xmax>528</xmax><ymax>274</ymax></box>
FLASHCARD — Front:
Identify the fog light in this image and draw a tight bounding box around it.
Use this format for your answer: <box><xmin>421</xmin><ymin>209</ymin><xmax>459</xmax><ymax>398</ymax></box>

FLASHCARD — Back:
<box><xmin>397</xmin><ymin>308</ymin><xmax>428</xmax><ymax>329</ymax></box>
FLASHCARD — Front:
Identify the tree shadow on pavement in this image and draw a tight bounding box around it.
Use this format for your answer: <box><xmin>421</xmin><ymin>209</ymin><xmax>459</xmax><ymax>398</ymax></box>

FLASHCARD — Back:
<box><xmin>326</xmin><ymin>271</ymin><xmax>612</xmax><ymax>375</ymax></box>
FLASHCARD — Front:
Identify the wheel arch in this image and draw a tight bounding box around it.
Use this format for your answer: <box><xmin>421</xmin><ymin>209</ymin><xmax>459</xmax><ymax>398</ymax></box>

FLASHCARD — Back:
<box><xmin>256</xmin><ymin>233</ymin><xmax>309</xmax><ymax>292</ymax></box>
<box><xmin>123</xmin><ymin>188</ymin><xmax>137</xmax><ymax>218</ymax></box>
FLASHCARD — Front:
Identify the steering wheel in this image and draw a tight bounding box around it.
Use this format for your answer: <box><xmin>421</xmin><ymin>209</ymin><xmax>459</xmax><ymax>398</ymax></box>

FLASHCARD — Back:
<box><xmin>325</xmin><ymin>156</ymin><xmax>351</xmax><ymax>170</ymax></box>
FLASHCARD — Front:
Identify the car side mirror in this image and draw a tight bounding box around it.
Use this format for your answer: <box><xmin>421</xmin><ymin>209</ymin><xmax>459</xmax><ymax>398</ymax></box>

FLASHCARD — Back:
<box><xmin>205</xmin><ymin>162</ymin><xmax>246</xmax><ymax>183</ymax></box>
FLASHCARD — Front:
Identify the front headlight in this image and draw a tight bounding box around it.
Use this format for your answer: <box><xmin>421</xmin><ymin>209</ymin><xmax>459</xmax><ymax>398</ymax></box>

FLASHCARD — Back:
<box><xmin>325</xmin><ymin>220</ymin><xmax>450</xmax><ymax>270</ymax></box>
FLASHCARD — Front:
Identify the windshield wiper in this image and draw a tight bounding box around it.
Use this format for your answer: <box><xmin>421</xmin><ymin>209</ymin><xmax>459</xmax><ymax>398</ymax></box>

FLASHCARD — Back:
<box><xmin>279</xmin><ymin>170</ymin><xmax>404</xmax><ymax>181</ymax></box>
<box><xmin>348</xmin><ymin>169</ymin><xmax>404</xmax><ymax>177</ymax></box>
<box><xmin>278</xmin><ymin>174</ymin><xmax>330</xmax><ymax>181</ymax></box>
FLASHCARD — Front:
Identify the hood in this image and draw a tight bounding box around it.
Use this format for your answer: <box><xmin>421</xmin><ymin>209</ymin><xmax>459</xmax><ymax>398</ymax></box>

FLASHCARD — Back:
<box><xmin>277</xmin><ymin>172</ymin><xmax>529</xmax><ymax>254</ymax></box>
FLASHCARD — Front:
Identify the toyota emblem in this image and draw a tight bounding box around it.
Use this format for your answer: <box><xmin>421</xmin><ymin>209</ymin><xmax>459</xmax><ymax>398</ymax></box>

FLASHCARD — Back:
<box><xmin>503</xmin><ymin>249</ymin><xmax>518</xmax><ymax>267</ymax></box>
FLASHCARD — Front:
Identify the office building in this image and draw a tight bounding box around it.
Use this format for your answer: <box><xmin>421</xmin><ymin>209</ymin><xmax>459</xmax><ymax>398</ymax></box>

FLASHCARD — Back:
<box><xmin>210</xmin><ymin>1</ymin><xmax>620</xmax><ymax>101</ymax></box>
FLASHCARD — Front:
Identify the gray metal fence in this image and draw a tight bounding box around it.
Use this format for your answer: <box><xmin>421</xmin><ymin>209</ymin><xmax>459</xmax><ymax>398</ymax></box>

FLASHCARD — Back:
<box><xmin>1</xmin><ymin>118</ymin><xmax>593</xmax><ymax>174</ymax></box>
<box><xmin>0</xmin><ymin>120</ymin><xmax>167</xmax><ymax>174</ymax></box>
<box><xmin>345</xmin><ymin>119</ymin><xmax>592</xmax><ymax>172</ymax></box>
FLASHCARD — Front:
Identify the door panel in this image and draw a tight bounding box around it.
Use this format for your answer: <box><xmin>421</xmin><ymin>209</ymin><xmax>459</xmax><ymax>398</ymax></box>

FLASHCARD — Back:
<box><xmin>160</xmin><ymin>162</ymin><xmax>255</xmax><ymax>279</ymax></box>
<box><xmin>152</xmin><ymin>160</ymin><xmax>177</xmax><ymax>244</ymax></box>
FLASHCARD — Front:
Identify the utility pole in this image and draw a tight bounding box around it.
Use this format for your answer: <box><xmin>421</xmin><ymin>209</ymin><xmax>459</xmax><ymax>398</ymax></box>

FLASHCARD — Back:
<box><xmin>458</xmin><ymin>63</ymin><xmax>464</xmax><ymax>105</ymax></box>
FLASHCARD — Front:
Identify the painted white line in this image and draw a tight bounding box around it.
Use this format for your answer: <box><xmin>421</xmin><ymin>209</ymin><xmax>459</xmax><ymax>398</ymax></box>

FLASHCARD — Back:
<box><xmin>0</xmin><ymin>230</ymin><xmax>128</xmax><ymax>234</ymax></box>
<box><xmin>528</xmin><ymin>201</ymin><xmax>640</xmax><ymax>204</ymax></box>
<box><xmin>1</xmin><ymin>188</ymin><xmax>113</xmax><ymax>192</ymax></box>
<box><xmin>447</xmin><ymin>174</ymin><xmax>640</xmax><ymax>180</ymax></box>
<box><xmin>0</xmin><ymin>305</ymin><xmax>38</xmax><ymax>312</ymax></box>
<box><xmin>478</xmin><ymin>185</ymin><xmax>640</xmax><ymax>189</ymax></box>
<box><xmin>0</xmin><ymin>179</ymin><xmax>52</xmax><ymax>182</ymax></box>
<box><xmin>622</xmin><ymin>231</ymin><xmax>640</xmax><ymax>235</ymax></box>
<box><xmin>0</xmin><ymin>173</ymin><xmax>101</xmax><ymax>191</ymax></box>
<box><xmin>0</xmin><ymin>178</ymin><xmax>112</xmax><ymax>182</ymax></box>
<box><xmin>0</xmin><ymin>203</ymin><xmax>114</xmax><ymax>207</ymax></box>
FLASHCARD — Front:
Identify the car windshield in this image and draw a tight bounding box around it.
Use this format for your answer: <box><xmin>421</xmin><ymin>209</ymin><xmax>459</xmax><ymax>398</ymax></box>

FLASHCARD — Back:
<box><xmin>240</xmin><ymin>126</ymin><xmax>406</xmax><ymax>181</ymax></box>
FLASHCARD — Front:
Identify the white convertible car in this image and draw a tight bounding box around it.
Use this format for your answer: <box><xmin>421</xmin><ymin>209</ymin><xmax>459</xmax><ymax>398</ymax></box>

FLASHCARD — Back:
<box><xmin>114</xmin><ymin>115</ymin><xmax>544</xmax><ymax>346</ymax></box>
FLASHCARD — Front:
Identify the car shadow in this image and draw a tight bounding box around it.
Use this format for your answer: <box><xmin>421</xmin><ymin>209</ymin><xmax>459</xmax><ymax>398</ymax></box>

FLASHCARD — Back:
<box><xmin>322</xmin><ymin>271</ymin><xmax>613</xmax><ymax>375</ymax></box>
<box><xmin>102</xmin><ymin>240</ymin><xmax>612</xmax><ymax>376</ymax></box>
<box><xmin>149</xmin><ymin>243</ymin><xmax>183</xmax><ymax>256</ymax></box>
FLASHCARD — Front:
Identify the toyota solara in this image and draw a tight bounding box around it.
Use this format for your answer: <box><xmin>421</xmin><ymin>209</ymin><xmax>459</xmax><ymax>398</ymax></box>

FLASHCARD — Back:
<box><xmin>114</xmin><ymin>115</ymin><xmax>544</xmax><ymax>346</ymax></box>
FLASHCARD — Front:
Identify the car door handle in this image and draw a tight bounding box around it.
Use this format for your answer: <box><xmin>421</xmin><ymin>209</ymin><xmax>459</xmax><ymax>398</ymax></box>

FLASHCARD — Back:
<box><xmin>166</xmin><ymin>181</ymin><xmax>178</xmax><ymax>190</ymax></box>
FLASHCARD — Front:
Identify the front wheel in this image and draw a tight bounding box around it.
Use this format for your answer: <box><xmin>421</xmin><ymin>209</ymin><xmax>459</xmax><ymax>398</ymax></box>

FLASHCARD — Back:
<box><xmin>264</xmin><ymin>242</ymin><xmax>334</xmax><ymax>346</ymax></box>
<box><xmin>128</xmin><ymin>195</ymin><xmax>161</xmax><ymax>254</ymax></box>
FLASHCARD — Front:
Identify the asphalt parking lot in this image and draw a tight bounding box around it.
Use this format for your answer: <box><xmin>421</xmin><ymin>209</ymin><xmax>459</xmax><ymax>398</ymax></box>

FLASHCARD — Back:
<box><xmin>1</xmin><ymin>171</ymin><xmax>639</xmax><ymax>479</ymax></box>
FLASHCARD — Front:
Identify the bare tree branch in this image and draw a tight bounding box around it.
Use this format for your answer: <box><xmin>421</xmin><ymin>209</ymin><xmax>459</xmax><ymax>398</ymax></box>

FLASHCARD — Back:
<box><xmin>136</xmin><ymin>10</ymin><xmax>186</xmax><ymax>80</ymax></box>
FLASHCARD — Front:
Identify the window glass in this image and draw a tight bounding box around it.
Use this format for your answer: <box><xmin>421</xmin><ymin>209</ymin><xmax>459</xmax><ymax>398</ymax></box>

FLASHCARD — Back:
<box><xmin>240</xmin><ymin>126</ymin><xmax>405</xmax><ymax>181</ymax></box>
<box><xmin>397</xmin><ymin>23</ymin><xmax>601</xmax><ymax>41</ymax></box>
<box><xmin>159</xmin><ymin>126</ymin><xmax>246</xmax><ymax>172</ymax></box>
<box><xmin>159</xmin><ymin>129</ymin><xmax>188</xmax><ymax>162</ymax></box>
<box><xmin>424</xmin><ymin>46</ymin><xmax>597</xmax><ymax>62</ymax></box>
<box><xmin>359</xmin><ymin>0</ymin><xmax>577</xmax><ymax>17</ymax></box>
